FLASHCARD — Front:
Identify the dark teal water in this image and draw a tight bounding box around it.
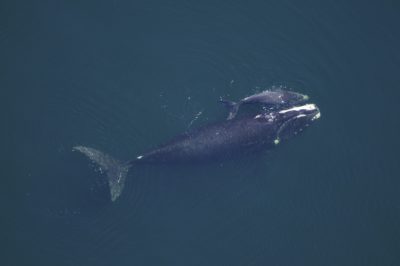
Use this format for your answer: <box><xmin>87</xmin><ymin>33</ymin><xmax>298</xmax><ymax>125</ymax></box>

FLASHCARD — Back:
<box><xmin>4</xmin><ymin>0</ymin><xmax>400</xmax><ymax>265</ymax></box>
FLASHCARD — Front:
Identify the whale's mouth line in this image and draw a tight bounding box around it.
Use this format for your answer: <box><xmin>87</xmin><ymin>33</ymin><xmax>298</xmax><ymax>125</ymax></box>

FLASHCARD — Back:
<box><xmin>275</xmin><ymin>116</ymin><xmax>299</xmax><ymax>143</ymax></box>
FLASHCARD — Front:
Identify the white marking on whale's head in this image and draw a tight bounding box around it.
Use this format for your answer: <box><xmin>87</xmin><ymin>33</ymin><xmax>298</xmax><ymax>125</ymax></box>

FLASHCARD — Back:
<box><xmin>312</xmin><ymin>111</ymin><xmax>321</xmax><ymax>121</ymax></box>
<box><xmin>278</xmin><ymin>103</ymin><xmax>321</xmax><ymax>123</ymax></box>
<box><xmin>137</xmin><ymin>155</ymin><xmax>143</xmax><ymax>160</ymax></box>
<box><xmin>254</xmin><ymin>113</ymin><xmax>276</xmax><ymax>122</ymax></box>
<box><xmin>275</xmin><ymin>103</ymin><xmax>321</xmax><ymax>141</ymax></box>
<box><xmin>279</xmin><ymin>103</ymin><xmax>317</xmax><ymax>114</ymax></box>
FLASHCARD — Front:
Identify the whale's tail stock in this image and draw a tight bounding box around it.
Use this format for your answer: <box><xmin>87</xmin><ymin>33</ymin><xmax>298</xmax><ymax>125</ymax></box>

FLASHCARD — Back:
<box><xmin>73</xmin><ymin>146</ymin><xmax>131</xmax><ymax>202</ymax></box>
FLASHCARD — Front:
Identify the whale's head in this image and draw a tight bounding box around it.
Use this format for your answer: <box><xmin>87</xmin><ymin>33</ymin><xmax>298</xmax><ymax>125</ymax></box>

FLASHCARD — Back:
<box><xmin>273</xmin><ymin>103</ymin><xmax>321</xmax><ymax>144</ymax></box>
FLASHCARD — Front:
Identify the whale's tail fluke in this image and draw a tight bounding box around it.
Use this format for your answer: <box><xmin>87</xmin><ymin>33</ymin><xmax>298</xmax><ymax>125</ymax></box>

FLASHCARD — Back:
<box><xmin>219</xmin><ymin>99</ymin><xmax>241</xmax><ymax>120</ymax></box>
<box><xmin>73</xmin><ymin>146</ymin><xmax>131</xmax><ymax>202</ymax></box>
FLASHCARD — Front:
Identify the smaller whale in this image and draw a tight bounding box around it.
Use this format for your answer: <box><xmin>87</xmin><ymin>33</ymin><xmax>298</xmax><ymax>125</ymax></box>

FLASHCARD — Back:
<box><xmin>220</xmin><ymin>89</ymin><xmax>309</xmax><ymax>120</ymax></box>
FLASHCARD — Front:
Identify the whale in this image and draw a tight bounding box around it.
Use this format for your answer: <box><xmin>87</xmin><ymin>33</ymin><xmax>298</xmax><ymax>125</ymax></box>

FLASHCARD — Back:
<box><xmin>220</xmin><ymin>89</ymin><xmax>309</xmax><ymax>120</ymax></box>
<box><xmin>74</xmin><ymin>102</ymin><xmax>320</xmax><ymax>202</ymax></box>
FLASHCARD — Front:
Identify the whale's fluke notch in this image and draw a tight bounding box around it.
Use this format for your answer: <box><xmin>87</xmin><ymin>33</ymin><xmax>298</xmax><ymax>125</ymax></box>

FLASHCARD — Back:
<box><xmin>73</xmin><ymin>146</ymin><xmax>131</xmax><ymax>202</ymax></box>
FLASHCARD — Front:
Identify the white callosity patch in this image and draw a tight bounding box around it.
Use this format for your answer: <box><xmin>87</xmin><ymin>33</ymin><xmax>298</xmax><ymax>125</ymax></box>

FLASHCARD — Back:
<box><xmin>254</xmin><ymin>113</ymin><xmax>276</xmax><ymax>122</ymax></box>
<box><xmin>137</xmin><ymin>155</ymin><xmax>143</xmax><ymax>159</ymax></box>
<box><xmin>312</xmin><ymin>112</ymin><xmax>321</xmax><ymax>121</ymax></box>
<box><xmin>279</xmin><ymin>103</ymin><xmax>321</xmax><ymax>122</ymax></box>
<box><xmin>279</xmin><ymin>103</ymin><xmax>317</xmax><ymax>114</ymax></box>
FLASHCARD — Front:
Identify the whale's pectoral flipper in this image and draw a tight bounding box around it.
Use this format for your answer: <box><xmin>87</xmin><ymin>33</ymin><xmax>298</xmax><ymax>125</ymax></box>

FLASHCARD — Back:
<box><xmin>73</xmin><ymin>146</ymin><xmax>131</xmax><ymax>202</ymax></box>
<box><xmin>219</xmin><ymin>98</ymin><xmax>241</xmax><ymax>120</ymax></box>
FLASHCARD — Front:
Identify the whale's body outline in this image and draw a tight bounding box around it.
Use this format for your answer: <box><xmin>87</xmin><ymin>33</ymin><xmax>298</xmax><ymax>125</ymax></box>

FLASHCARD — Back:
<box><xmin>74</xmin><ymin>92</ymin><xmax>321</xmax><ymax>202</ymax></box>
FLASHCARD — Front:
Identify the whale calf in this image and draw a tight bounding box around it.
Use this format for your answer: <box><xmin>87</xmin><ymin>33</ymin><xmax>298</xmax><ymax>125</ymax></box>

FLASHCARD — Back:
<box><xmin>74</xmin><ymin>100</ymin><xmax>320</xmax><ymax>202</ymax></box>
<box><xmin>220</xmin><ymin>89</ymin><xmax>309</xmax><ymax>120</ymax></box>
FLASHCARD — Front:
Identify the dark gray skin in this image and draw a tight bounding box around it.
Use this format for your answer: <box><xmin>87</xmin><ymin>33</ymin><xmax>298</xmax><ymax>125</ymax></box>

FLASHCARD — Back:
<box><xmin>220</xmin><ymin>90</ymin><xmax>309</xmax><ymax>120</ymax></box>
<box><xmin>132</xmin><ymin>114</ymin><xmax>279</xmax><ymax>163</ymax></box>
<box><xmin>74</xmin><ymin>103</ymin><xmax>320</xmax><ymax>202</ymax></box>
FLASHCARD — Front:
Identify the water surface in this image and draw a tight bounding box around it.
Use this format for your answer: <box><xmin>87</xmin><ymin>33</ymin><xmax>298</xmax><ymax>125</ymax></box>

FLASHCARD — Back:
<box><xmin>4</xmin><ymin>0</ymin><xmax>400</xmax><ymax>265</ymax></box>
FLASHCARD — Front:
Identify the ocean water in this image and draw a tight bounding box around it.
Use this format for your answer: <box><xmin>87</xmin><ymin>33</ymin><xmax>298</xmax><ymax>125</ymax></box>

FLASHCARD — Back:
<box><xmin>4</xmin><ymin>0</ymin><xmax>400</xmax><ymax>265</ymax></box>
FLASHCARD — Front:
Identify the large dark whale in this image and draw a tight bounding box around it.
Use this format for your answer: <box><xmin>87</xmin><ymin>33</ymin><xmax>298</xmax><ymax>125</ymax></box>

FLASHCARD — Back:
<box><xmin>74</xmin><ymin>102</ymin><xmax>320</xmax><ymax>201</ymax></box>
